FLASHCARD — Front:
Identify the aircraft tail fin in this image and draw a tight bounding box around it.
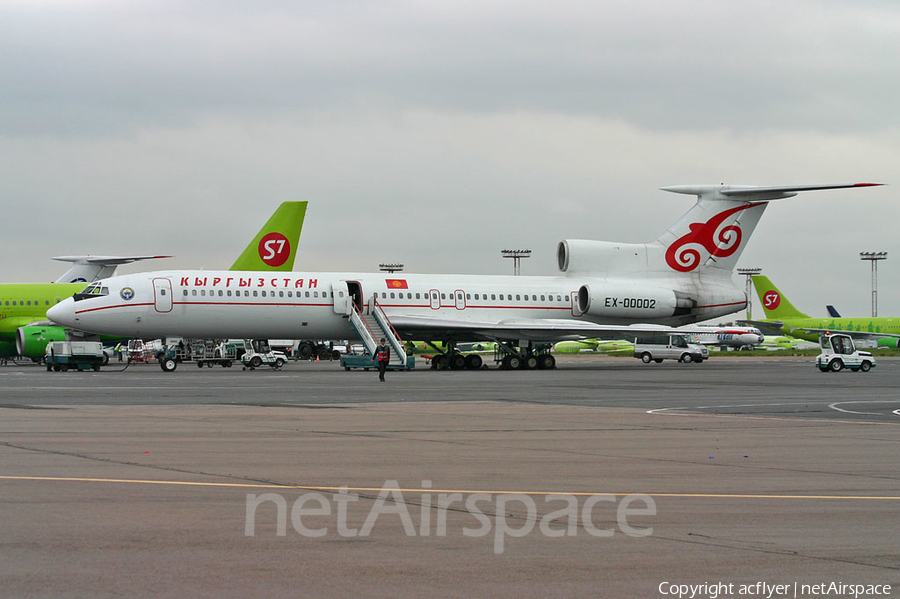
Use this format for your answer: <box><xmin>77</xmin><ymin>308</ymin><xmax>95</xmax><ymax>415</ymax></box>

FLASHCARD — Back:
<box><xmin>229</xmin><ymin>201</ymin><xmax>307</xmax><ymax>271</ymax></box>
<box><xmin>52</xmin><ymin>255</ymin><xmax>172</xmax><ymax>283</ymax></box>
<box><xmin>751</xmin><ymin>275</ymin><xmax>809</xmax><ymax>319</ymax></box>
<box><xmin>826</xmin><ymin>305</ymin><xmax>841</xmax><ymax>318</ymax></box>
<box><xmin>652</xmin><ymin>183</ymin><xmax>881</xmax><ymax>275</ymax></box>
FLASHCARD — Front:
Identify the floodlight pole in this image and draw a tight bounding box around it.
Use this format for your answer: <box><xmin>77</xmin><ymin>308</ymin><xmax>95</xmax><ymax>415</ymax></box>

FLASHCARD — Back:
<box><xmin>501</xmin><ymin>249</ymin><xmax>531</xmax><ymax>276</ymax></box>
<box><xmin>736</xmin><ymin>267</ymin><xmax>762</xmax><ymax>320</ymax></box>
<box><xmin>379</xmin><ymin>263</ymin><xmax>404</xmax><ymax>274</ymax></box>
<box><xmin>860</xmin><ymin>252</ymin><xmax>887</xmax><ymax>317</ymax></box>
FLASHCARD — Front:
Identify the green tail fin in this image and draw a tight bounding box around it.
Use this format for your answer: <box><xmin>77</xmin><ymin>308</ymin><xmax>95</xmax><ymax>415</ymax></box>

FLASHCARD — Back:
<box><xmin>751</xmin><ymin>275</ymin><xmax>809</xmax><ymax>319</ymax></box>
<box><xmin>229</xmin><ymin>201</ymin><xmax>307</xmax><ymax>271</ymax></box>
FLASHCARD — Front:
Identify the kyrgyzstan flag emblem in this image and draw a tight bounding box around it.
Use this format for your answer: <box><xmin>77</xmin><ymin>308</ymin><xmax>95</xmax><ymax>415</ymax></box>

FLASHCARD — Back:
<box><xmin>385</xmin><ymin>278</ymin><xmax>409</xmax><ymax>289</ymax></box>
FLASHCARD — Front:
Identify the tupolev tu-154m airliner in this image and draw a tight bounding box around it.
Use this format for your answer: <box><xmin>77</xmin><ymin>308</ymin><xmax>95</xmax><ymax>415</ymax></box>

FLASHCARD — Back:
<box><xmin>48</xmin><ymin>183</ymin><xmax>881</xmax><ymax>371</ymax></box>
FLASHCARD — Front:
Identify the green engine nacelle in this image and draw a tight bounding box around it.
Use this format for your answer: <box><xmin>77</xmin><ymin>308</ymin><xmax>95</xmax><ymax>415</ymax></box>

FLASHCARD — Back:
<box><xmin>16</xmin><ymin>325</ymin><xmax>69</xmax><ymax>359</ymax></box>
<box><xmin>877</xmin><ymin>337</ymin><xmax>900</xmax><ymax>349</ymax></box>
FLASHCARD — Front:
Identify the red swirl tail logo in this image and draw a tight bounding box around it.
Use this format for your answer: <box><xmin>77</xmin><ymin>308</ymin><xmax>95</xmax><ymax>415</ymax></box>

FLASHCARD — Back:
<box><xmin>258</xmin><ymin>232</ymin><xmax>291</xmax><ymax>267</ymax></box>
<box><xmin>665</xmin><ymin>204</ymin><xmax>758</xmax><ymax>272</ymax></box>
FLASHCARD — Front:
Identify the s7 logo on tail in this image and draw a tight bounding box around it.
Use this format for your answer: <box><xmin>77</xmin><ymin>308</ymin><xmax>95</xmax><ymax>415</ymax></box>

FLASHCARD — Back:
<box><xmin>664</xmin><ymin>204</ymin><xmax>760</xmax><ymax>272</ymax></box>
<box><xmin>258</xmin><ymin>233</ymin><xmax>291</xmax><ymax>267</ymax></box>
<box><xmin>763</xmin><ymin>291</ymin><xmax>781</xmax><ymax>310</ymax></box>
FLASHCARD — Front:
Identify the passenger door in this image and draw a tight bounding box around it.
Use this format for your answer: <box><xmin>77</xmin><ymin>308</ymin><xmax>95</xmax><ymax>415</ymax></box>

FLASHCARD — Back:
<box><xmin>152</xmin><ymin>278</ymin><xmax>173</xmax><ymax>313</ymax></box>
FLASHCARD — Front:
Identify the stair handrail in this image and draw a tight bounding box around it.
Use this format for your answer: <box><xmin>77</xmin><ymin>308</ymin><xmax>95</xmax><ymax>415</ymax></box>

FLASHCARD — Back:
<box><xmin>350</xmin><ymin>303</ymin><xmax>378</xmax><ymax>355</ymax></box>
<box><xmin>371</xmin><ymin>298</ymin><xmax>407</xmax><ymax>364</ymax></box>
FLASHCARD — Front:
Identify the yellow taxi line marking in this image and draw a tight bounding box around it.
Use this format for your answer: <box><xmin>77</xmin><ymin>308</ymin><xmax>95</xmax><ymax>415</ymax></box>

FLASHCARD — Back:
<box><xmin>1</xmin><ymin>475</ymin><xmax>897</xmax><ymax>500</ymax></box>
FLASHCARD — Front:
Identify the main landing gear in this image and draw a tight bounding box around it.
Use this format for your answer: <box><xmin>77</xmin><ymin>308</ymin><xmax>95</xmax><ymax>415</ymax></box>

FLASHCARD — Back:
<box><xmin>426</xmin><ymin>340</ymin><xmax>557</xmax><ymax>371</ymax></box>
<box><xmin>496</xmin><ymin>342</ymin><xmax>555</xmax><ymax>370</ymax></box>
<box><xmin>429</xmin><ymin>343</ymin><xmax>484</xmax><ymax>371</ymax></box>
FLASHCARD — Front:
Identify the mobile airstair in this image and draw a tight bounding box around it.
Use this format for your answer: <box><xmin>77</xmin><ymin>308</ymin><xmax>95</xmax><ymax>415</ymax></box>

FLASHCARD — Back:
<box><xmin>341</xmin><ymin>298</ymin><xmax>414</xmax><ymax>371</ymax></box>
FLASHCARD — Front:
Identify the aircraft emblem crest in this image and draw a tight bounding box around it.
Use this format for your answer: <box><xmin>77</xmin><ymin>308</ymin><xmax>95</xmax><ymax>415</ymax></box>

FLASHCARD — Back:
<box><xmin>120</xmin><ymin>287</ymin><xmax>135</xmax><ymax>301</ymax></box>
<box><xmin>664</xmin><ymin>204</ymin><xmax>758</xmax><ymax>272</ymax></box>
<box><xmin>763</xmin><ymin>290</ymin><xmax>781</xmax><ymax>310</ymax></box>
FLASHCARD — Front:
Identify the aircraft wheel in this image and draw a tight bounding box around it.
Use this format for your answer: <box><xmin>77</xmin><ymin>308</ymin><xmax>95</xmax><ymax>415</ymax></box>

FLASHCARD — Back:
<box><xmin>465</xmin><ymin>354</ymin><xmax>483</xmax><ymax>370</ymax></box>
<box><xmin>296</xmin><ymin>343</ymin><xmax>314</xmax><ymax>360</ymax></box>
<box><xmin>641</xmin><ymin>352</ymin><xmax>652</xmax><ymax>364</ymax></box>
<box><xmin>828</xmin><ymin>359</ymin><xmax>843</xmax><ymax>372</ymax></box>
<box><xmin>680</xmin><ymin>353</ymin><xmax>693</xmax><ymax>363</ymax></box>
<box><xmin>538</xmin><ymin>354</ymin><xmax>556</xmax><ymax>370</ymax></box>
<box><xmin>860</xmin><ymin>361</ymin><xmax>872</xmax><ymax>372</ymax></box>
<box><xmin>449</xmin><ymin>354</ymin><xmax>466</xmax><ymax>370</ymax></box>
<box><xmin>522</xmin><ymin>355</ymin><xmax>538</xmax><ymax>370</ymax></box>
<box><xmin>503</xmin><ymin>355</ymin><xmax>521</xmax><ymax>370</ymax></box>
<box><xmin>432</xmin><ymin>355</ymin><xmax>448</xmax><ymax>370</ymax></box>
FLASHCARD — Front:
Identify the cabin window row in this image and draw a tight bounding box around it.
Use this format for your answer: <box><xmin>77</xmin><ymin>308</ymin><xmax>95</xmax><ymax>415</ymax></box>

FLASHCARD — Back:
<box><xmin>182</xmin><ymin>289</ymin><xmax>334</xmax><ymax>299</ymax></box>
<box><xmin>374</xmin><ymin>292</ymin><xmax>567</xmax><ymax>302</ymax></box>
<box><xmin>2</xmin><ymin>300</ymin><xmax>53</xmax><ymax>307</ymax></box>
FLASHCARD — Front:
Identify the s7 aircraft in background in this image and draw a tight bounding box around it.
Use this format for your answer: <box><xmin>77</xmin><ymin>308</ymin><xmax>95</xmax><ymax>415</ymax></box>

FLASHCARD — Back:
<box><xmin>2</xmin><ymin>201</ymin><xmax>307</xmax><ymax>361</ymax></box>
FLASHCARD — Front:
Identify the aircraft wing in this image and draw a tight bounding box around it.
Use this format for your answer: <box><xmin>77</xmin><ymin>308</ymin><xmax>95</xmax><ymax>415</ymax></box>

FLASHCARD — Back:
<box><xmin>388</xmin><ymin>314</ymin><xmax>713</xmax><ymax>343</ymax></box>
<box><xmin>791</xmin><ymin>328</ymin><xmax>900</xmax><ymax>340</ymax></box>
<box><xmin>737</xmin><ymin>319</ymin><xmax>784</xmax><ymax>331</ymax></box>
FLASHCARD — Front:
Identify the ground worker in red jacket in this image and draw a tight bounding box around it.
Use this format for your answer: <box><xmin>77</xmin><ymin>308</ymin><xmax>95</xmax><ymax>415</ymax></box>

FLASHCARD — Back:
<box><xmin>375</xmin><ymin>338</ymin><xmax>390</xmax><ymax>382</ymax></box>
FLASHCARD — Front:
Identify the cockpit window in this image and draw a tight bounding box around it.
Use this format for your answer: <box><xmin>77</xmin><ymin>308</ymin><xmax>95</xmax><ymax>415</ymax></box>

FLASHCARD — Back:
<box><xmin>74</xmin><ymin>283</ymin><xmax>110</xmax><ymax>302</ymax></box>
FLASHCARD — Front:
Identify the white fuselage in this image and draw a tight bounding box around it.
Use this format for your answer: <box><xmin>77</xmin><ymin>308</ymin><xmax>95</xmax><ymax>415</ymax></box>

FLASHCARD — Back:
<box><xmin>48</xmin><ymin>269</ymin><xmax>746</xmax><ymax>342</ymax></box>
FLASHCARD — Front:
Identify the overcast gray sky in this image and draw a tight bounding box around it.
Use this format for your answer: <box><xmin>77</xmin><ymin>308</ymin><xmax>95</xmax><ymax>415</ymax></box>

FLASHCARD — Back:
<box><xmin>1</xmin><ymin>0</ymin><xmax>897</xmax><ymax>317</ymax></box>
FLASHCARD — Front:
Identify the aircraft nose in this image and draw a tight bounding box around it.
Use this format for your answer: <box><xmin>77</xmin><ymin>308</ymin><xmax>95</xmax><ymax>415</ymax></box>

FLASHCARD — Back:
<box><xmin>47</xmin><ymin>298</ymin><xmax>77</xmax><ymax>327</ymax></box>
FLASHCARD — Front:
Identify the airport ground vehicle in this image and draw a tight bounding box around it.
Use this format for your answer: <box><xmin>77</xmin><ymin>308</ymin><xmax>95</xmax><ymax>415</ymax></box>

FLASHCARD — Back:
<box><xmin>192</xmin><ymin>340</ymin><xmax>236</xmax><ymax>369</ymax></box>
<box><xmin>269</xmin><ymin>339</ymin><xmax>343</xmax><ymax>361</ymax></box>
<box><xmin>340</xmin><ymin>352</ymin><xmax>416</xmax><ymax>371</ymax></box>
<box><xmin>241</xmin><ymin>341</ymin><xmax>288</xmax><ymax>371</ymax></box>
<box><xmin>634</xmin><ymin>334</ymin><xmax>708</xmax><ymax>364</ymax></box>
<box><xmin>816</xmin><ymin>333</ymin><xmax>876</xmax><ymax>373</ymax></box>
<box><xmin>45</xmin><ymin>341</ymin><xmax>106</xmax><ymax>372</ymax></box>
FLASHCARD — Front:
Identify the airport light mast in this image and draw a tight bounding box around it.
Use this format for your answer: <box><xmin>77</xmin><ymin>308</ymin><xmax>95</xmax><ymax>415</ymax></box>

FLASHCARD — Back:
<box><xmin>502</xmin><ymin>249</ymin><xmax>531</xmax><ymax>276</ymax></box>
<box><xmin>379</xmin><ymin>263</ymin><xmax>404</xmax><ymax>273</ymax></box>
<box><xmin>859</xmin><ymin>252</ymin><xmax>887</xmax><ymax>317</ymax></box>
<box><xmin>736</xmin><ymin>267</ymin><xmax>762</xmax><ymax>320</ymax></box>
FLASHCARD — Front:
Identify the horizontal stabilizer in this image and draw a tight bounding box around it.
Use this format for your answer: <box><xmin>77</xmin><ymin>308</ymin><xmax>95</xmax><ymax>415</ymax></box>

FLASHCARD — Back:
<box><xmin>661</xmin><ymin>183</ymin><xmax>883</xmax><ymax>202</ymax></box>
<box><xmin>53</xmin><ymin>255</ymin><xmax>173</xmax><ymax>266</ymax></box>
<box><xmin>52</xmin><ymin>255</ymin><xmax>172</xmax><ymax>283</ymax></box>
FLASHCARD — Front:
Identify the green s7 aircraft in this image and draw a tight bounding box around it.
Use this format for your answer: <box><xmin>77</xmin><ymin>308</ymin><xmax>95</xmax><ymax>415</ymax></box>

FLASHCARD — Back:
<box><xmin>743</xmin><ymin>275</ymin><xmax>900</xmax><ymax>348</ymax></box>
<box><xmin>1</xmin><ymin>201</ymin><xmax>307</xmax><ymax>361</ymax></box>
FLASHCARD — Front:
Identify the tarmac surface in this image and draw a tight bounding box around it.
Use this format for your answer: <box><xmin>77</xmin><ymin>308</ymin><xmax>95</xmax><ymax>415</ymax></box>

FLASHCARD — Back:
<box><xmin>1</xmin><ymin>356</ymin><xmax>898</xmax><ymax>597</ymax></box>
